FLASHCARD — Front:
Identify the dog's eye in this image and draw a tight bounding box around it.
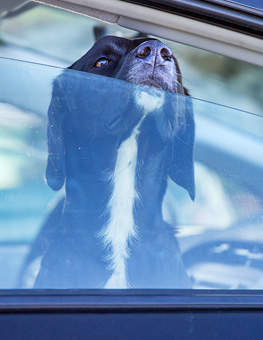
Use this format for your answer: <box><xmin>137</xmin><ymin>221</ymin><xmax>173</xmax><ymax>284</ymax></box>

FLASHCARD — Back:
<box><xmin>95</xmin><ymin>58</ymin><xmax>109</xmax><ymax>68</ymax></box>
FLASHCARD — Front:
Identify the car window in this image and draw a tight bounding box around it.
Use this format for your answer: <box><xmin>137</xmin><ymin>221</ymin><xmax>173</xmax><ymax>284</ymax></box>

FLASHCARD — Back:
<box><xmin>0</xmin><ymin>57</ymin><xmax>262</xmax><ymax>289</ymax></box>
<box><xmin>1</xmin><ymin>4</ymin><xmax>263</xmax><ymax>291</ymax></box>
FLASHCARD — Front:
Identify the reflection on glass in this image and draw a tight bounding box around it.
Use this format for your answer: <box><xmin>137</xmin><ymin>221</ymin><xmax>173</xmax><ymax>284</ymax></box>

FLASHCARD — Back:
<box><xmin>0</xmin><ymin>58</ymin><xmax>263</xmax><ymax>289</ymax></box>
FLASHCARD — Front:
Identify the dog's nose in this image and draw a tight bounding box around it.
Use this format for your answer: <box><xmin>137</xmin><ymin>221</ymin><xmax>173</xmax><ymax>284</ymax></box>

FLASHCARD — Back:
<box><xmin>135</xmin><ymin>41</ymin><xmax>173</xmax><ymax>65</ymax></box>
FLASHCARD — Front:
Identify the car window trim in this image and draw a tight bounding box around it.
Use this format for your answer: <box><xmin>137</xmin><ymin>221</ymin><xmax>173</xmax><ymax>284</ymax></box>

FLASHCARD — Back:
<box><xmin>1</xmin><ymin>289</ymin><xmax>263</xmax><ymax>311</ymax></box>
<box><xmin>121</xmin><ymin>0</ymin><xmax>263</xmax><ymax>39</ymax></box>
<box><xmin>206</xmin><ymin>0</ymin><xmax>263</xmax><ymax>14</ymax></box>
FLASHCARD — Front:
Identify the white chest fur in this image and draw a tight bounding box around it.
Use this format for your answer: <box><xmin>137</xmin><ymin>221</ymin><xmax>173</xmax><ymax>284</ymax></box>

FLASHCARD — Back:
<box><xmin>101</xmin><ymin>89</ymin><xmax>164</xmax><ymax>288</ymax></box>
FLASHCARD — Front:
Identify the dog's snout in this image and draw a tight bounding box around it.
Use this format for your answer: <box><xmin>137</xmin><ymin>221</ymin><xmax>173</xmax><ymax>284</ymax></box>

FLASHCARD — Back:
<box><xmin>135</xmin><ymin>41</ymin><xmax>173</xmax><ymax>65</ymax></box>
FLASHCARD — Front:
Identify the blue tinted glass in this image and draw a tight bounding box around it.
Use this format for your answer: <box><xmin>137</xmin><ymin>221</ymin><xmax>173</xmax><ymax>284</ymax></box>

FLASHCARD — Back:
<box><xmin>0</xmin><ymin>57</ymin><xmax>262</xmax><ymax>289</ymax></box>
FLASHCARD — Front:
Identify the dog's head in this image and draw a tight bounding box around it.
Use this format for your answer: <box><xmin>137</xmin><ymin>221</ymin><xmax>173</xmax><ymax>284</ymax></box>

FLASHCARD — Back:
<box><xmin>46</xmin><ymin>36</ymin><xmax>195</xmax><ymax>200</ymax></box>
<box><xmin>70</xmin><ymin>36</ymin><xmax>186</xmax><ymax>95</ymax></box>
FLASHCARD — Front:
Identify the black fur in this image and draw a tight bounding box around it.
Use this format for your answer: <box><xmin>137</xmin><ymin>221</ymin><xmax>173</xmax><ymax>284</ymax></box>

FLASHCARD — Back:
<box><xmin>20</xmin><ymin>36</ymin><xmax>195</xmax><ymax>289</ymax></box>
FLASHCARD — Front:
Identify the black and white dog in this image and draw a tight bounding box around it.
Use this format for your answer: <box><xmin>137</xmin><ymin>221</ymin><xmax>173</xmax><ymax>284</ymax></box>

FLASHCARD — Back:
<box><xmin>22</xmin><ymin>36</ymin><xmax>195</xmax><ymax>289</ymax></box>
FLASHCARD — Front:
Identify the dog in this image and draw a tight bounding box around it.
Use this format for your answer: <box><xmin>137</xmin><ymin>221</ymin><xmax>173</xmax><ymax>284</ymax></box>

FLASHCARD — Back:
<box><xmin>21</xmin><ymin>36</ymin><xmax>195</xmax><ymax>289</ymax></box>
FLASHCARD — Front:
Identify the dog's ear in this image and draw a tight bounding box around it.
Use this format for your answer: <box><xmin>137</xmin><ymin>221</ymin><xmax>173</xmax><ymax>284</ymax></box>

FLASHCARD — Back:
<box><xmin>168</xmin><ymin>91</ymin><xmax>195</xmax><ymax>200</ymax></box>
<box><xmin>46</xmin><ymin>77</ymin><xmax>66</xmax><ymax>191</ymax></box>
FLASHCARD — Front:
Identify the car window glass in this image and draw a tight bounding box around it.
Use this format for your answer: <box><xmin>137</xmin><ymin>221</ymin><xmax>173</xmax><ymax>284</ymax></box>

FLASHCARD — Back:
<box><xmin>0</xmin><ymin>57</ymin><xmax>262</xmax><ymax>289</ymax></box>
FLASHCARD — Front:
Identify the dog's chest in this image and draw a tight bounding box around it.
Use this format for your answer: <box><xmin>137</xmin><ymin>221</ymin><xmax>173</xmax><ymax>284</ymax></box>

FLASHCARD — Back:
<box><xmin>100</xmin><ymin>90</ymin><xmax>165</xmax><ymax>288</ymax></box>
